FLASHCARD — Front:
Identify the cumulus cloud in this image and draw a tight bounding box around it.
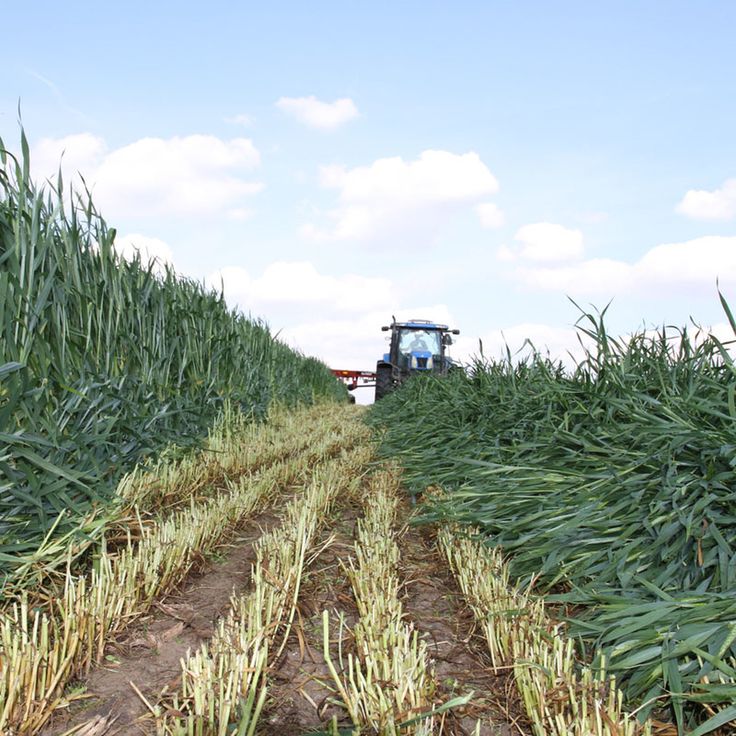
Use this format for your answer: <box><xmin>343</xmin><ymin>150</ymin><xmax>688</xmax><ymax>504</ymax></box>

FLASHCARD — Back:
<box><xmin>303</xmin><ymin>150</ymin><xmax>499</xmax><ymax>242</ymax></box>
<box><xmin>276</xmin><ymin>96</ymin><xmax>359</xmax><ymax>130</ymax></box>
<box><xmin>515</xmin><ymin>236</ymin><xmax>736</xmax><ymax>296</ymax></box>
<box><xmin>206</xmin><ymin>261</ymin><xmax>394</xmax><ymax>315</ymax></box>
<box><xmin>512</xmin><ymin>222</ymin><xmax>585</xmax><ymax>262</ymax></box>
<box><xmin>281</xmin><ymin>315</ymin><xmax>384</xmax><ymax>373</ymax></box>
<box><xmin>31</xmin><ymin>133</ymin><xmax>262</xmax><ymax>219</ymax></box>
<box><xmin>225</xmin><ymin>113</ymin><xmax>254</xmax><ymax>126</ymax></box>
<box><xmin>32</xmin><ymin>133</ymin><xmax>106</xmax><ymax>183</ymax></box>
<box><xmin>676</xmin><ymin>179</ymin><xmax>736</xmax><ymax>221</ymax></box>
<box><xmin>637</xmin><ymin>236</ymin><xmax>736</xmax><ymax>286</ymax></box>
<box><xmin>321</xmin><ymin>152</ymin><xmax>498</xmax><ymax>205</ymax></box>
<box><xmin>114</xmin><ymin>233</ymin><xmax>174</xmax><ymax>274</ymax></box>
<box><xmin>518</xmin><ymin>258</ymin><xmax>632</xmax><ymax>294</ymax></box>
<box><xmin>475</xmin><ymin>202</ymin><xmax>505</xmax><ymax>229</ymax></box>
<box><xmin>453</xmin><ymin>322</ymin><xmax>587</xmax><ymax>365</ymax></box>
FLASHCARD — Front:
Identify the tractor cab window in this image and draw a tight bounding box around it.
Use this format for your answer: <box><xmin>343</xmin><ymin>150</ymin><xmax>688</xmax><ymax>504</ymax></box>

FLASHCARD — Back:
<box><xmin>398</xmin><ymin>329</ymin><xmax>440</xmax><ymax>355</ymax></box>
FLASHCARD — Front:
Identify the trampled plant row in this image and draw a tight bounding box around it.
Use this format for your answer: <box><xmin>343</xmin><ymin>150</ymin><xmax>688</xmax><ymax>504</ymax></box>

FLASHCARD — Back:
<box><xmin>324</xmin><ymin>465</ymin><xmax>438</xmax><ymax>735</ymax></box>
<box><xmin>8</xmin><ymin>402</ymin><xmax>347</xmax><ymax>592</ymax></box>
<box><xmin>0</xmin><ymin>404</ymin><xmax>363</xmax><ymax>734</ymax></box>
<box><xmin>157</xmin><ymin>443</ymin><xmax>372</xmax><ymax>735</ymax></box>
<box><xmin>439</xmin><ymin>524</ymin><xmax>651</xmax><ymax>735</ymax></box>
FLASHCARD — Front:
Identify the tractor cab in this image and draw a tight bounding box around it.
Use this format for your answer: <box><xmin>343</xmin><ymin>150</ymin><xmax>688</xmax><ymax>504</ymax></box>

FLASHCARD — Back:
<box><xmin>393</xmin><ymin>327</ymin><xmax>441</xmax><ymax>370</ymax></box>
<box><xmin>375</xmin><ymin>319</ymin><xmax>460</xmax><ymax>400</ymax></box>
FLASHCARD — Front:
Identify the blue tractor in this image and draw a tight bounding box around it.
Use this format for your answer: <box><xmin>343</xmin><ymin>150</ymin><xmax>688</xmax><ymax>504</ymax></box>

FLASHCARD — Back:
<box><xmin>375</xmin><ymin>318</ymin><xmax>460</xmax><ymax>400</ymax></box>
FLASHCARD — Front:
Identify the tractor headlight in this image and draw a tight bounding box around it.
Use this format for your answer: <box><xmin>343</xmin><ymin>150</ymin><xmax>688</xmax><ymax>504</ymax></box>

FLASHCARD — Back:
<box><xmin>410</xmin><ymin>355</ymin><xmax>418</xmax><ymax>369</ymax></box>
<box><xmin>426</xmin><ymin>356</ymin><xmax>433</xmax><ymax>370</ymax></box>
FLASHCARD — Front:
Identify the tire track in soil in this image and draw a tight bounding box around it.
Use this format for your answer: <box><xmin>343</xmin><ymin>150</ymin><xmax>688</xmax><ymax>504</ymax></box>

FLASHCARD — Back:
<box><xmin>397</xmin><ymin>503</ymin><xmax>530</xmax><ymax>736</ymax></box>
<box><xmin>37</xmin><ymin>433</ymin><xmax>358</xmax><ymax>736</ymax></box>
<box><xmin>264</xmin><ymin>490</ymin><xmax>531</xmax><ymax>736</ymax></box>
<box><xmin>262</xmin><ymin>497</ymin><xmax>362</xmax><ymax>735</ymax></box>
<box><xmin>40</xmin><ymin>467</ymin><xmax>526</xmax><ymax>735</ymax></box>
<box><xmin>42</xmin><ymin>508</ymin><xmax>283</xmax><ymax>736</ymax></box>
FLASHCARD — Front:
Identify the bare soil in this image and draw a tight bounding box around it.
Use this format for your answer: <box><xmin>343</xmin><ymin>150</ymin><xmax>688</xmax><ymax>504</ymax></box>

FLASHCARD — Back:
<box><xmin>262</xmin><ymin>498</ymin><xmax>362</xmax><ymax>735</ymax></box>
<box><xmin>397</xmin><ymin>511</ymin><xmax>529</xmax><ymax>736</ymax></box>
<box><xmin>264</xmin><ymin>495</ymin><xmax>529</xmax><ymax>736</ymax></box>
<box><xmin>40</xmin><ymin>486</ymin><xmax>530</xmax><ymax>736</ymax></box>
<box><xmin>42</xmin><ymin>509</ymin><xmax>282</xmax><ymax>736</ymax></box>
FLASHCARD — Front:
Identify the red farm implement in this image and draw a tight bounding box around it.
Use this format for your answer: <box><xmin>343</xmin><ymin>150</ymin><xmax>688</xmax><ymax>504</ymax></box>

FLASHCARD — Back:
<box><xmin>331</xmin><ymin>369</ymin><xmax>376</xmax><ymax>392</ymax></box>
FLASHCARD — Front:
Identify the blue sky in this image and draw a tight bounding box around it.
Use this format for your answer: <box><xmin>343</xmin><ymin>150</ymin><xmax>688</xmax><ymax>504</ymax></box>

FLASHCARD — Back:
<box><xmin>2</xmin><ymin>1</ymin><xmax>736</xmax><ymax>399</ymax></box>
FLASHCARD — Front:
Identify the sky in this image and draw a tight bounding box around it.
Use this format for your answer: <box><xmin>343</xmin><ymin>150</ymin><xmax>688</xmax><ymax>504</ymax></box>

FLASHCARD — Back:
<box><xmin>2</xmin><ymin>1</ymin><xmax>735</xmax><ymax>402</ymax></box>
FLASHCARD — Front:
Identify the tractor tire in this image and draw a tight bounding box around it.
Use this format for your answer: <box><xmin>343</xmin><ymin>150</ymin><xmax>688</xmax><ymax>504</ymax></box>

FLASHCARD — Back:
<box><xmin>374</xmin><ymin>364</ymin><xmax>393</xmax><ymax>401</ymax></box>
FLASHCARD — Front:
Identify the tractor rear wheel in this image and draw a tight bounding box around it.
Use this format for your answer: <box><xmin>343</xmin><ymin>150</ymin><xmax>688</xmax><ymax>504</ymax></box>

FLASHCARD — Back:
<box><xmin>375</xmin><ymin>364</ymin><xmax>393</xmax><ymax>401</ymax></box>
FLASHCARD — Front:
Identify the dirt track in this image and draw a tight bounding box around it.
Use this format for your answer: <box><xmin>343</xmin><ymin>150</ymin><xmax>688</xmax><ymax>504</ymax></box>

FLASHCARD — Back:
<box><xmin>42</xmin><ymin>450</ymin><xmax>526</xmax><ymax>736</ymax></box>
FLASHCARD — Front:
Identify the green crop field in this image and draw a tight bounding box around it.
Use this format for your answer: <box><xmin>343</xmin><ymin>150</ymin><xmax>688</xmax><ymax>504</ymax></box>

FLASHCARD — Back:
<box><xmin>0</xmin><ymin>133</ymin><xmax>345</xmax><ymax>577</ymax></box>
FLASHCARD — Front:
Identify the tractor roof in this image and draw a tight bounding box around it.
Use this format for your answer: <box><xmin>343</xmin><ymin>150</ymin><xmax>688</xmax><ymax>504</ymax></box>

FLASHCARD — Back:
<box><xmin>395</xmin><ymin>319</ymin><xmax>449</xmax><ymax>330</ymax></box>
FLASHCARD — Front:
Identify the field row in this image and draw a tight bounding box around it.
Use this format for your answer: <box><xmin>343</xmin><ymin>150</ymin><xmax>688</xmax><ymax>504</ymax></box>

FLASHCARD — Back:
<box><xmin>157</xmin><ymin>444</ymin><xmax>372</xmax><ymax>735</ymax></box>
<box><xmin>2</xmin><ymin>404</ymin><xmax>682</xmax><ymax>735</ymax></box>
<box><xmin>1</xmin><ymin>404</ymin><xmax>365</xmax><ymax>734</ymax></box>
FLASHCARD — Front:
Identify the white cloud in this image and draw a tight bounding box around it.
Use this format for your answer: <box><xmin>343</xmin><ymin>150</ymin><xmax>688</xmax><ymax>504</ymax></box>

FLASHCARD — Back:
<box><xmin>496</xmin><ymin>244</ymin><xmax>516</xmax><ymax>262</ymax></box>
<box><xmin>475</xmin><ymin>201</ymin><xmax>505</xmax><ymax>228</ymax></box>
<box><xmin>32</xmin><ymin>133</ymin><xmax>106</xmax><ymax>185</ymax></box>
<box><xmin>453</xmin><ymin>322</ymin><xmax>587</xmax><ymax>365</ymax></box>
<box><xmin>636</xmin><ymin>235</ymin><xmax>736</xmax><ymax>286</ymax></box>
<box><xmin>513</xmin><ymin>222</ymin><xmax>584</xmax><ymax>262</ymax></box>
<box><xmin>677</xmin><ymin>179</ymin><xmax>736</xmax><ymax>221</ymax></box>
<box><xmin>276</xmin><ymin>95</ymin><xmax>359</xmax><ymax>130</ymax></box>
<box><xmin>31</xmin><ymin>133</ymin><xmax>262</xmax><ymax>219</ymax></box>
<box><xmin>207</xmin><ymin>261</ymin><xmax>393</xmax><ymax>315</ymax></box>
<box><xmin>304</xmin><ymin>150</ymin><xmax>499</xmax><ymax>242</ymax></box>
<box><xmin>323</xmin><ymin>151</ymin><xmax>497</xmax><ymax>204</ymax></box>
<box><xmin>115</xmin><ymin>233</ymin><xmax>174</xmax><ymax>274</ymax></box>
<box><xmin>518</xmin><ymin>258</ymin><xmax>632</xmax><ymax>294</ymax></box>
<box><xmin>227</xmin><ymin>207</ymin><xmax>254</xmax><ymax>221</ymax></box>
<box><xmin>281</xmin><ymin>315</ymin><xmax>383</xmax><ymax>372</ymax></box>
<box><xmin>225</xmin><ymin>113</ymin><xmax>253</xmax><ymax>126</ymax></box>
<box><xmin>389</xmin><ymin>304</ymin><xmax>459</xmax><ymax>331</ymax></box>
<box><xmin>515</xmin><ymin>235</ymin><xmax>736</xmax><ymax>297</ymax></box>
<box><xmin>95</xmin><ymin>136</ymin><xmax>261</xmax><ymax>217</ymax></box>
